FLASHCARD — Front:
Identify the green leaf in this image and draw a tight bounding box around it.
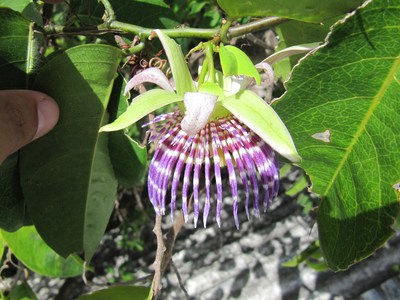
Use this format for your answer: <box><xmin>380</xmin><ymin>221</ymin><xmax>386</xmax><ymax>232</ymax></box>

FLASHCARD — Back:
<box><xmin>217</xmin><ymin>0</ymin><xmax>363</xmax><ymax>23</ymax></box>
<box><xmin>285</xmin><ymin>175</ymin><xmax>308</xmax><ymax>196</ymax></box>
<box><xmin>1</xmin><ymin>226</ymin><xmax>83</xmax><ymax>277</ymax></box>
<box><xmin>219</xmin><ymin>45</ymin><xmax>261</xmax><ymax>84</ymax></box>
<box><xmin>0</xmin><ymin>8</ymin><xmax>41</xmax><ymax>89</ymax></box>
<box><xmin>222</xmin><ymin>90</ymin><xmax>300</xmax><ymax>162</ymax></box>
<box><xmin>109</xmin><ymin>132</ymin><xmax>147</xmax><ymax>187</ymax></box>
<box><xmin>155</xmin><ymin>30</ymin><xmax>196</xmax><ymax>96</ymax></box>
<box><xmin>0</xmin><ymin>0</ymin><xmax>43</xmax><ymax>26</ymax></box>
<box><xmin>20</xmin><ymin>44</ymin><xmax>120</xmax><ymax>261</ymax></box>
<box><xmin>76</xmin><ymin>285</ymin><xmax>152</xmax><ymax>300</ymax></box>
<box><xmin>100</xmin><ymin>89</ymin><xmax>182</xmax><ymax>132</ymax></box>
<box><xmin>274</xmin><ymin>0</ymin><xmax>400</xmax><ymax>270</ymax></box>
<box><xmin>282</xmin><ymin>241</ymin><xmax>320</xmax><ymax>267</ymax></box>
<box><xmin>0</xmin><ymin>8</ymin><xmax>44</xmax><ymax>231</ymax></box>
<box><xmin>8</xmin><ymin>282</ymin><xmax>38</xmax><ymax>300</ymax></box>
<box><xmin>0</xmin><ymin>154</ymin><xmax>26</xmax><ymax>231</ymax></box>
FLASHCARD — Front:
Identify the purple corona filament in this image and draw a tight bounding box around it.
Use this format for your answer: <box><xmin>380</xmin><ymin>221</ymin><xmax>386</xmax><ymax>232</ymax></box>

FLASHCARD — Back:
<box><xmin>145</xmin><ymin>112</ymin><xmax>279</xmax><ymax>229</ymax></box>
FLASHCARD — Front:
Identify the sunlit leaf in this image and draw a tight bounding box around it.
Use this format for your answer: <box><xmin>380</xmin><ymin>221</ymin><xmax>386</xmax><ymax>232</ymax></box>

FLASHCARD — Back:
<box><xmin>1</xmin><ymin>226</ymin><xmax>83</xmax><ymax>277</ymax></box>
<box><xmin>76</xmin><ymin>285</ymin><xmax>152</xmax><ymax>300</ymax></box>
<box><xmin>274</xmin><ymin>0</ymin><xmax>400</xmax><ymax>270</ymax></box>
<box><xmin>222</xmin><ymin>90</ymin><xmax>300</xmax><ymax>162</ymax></box>
<box><xmin>219</xmin><ymin>45</ymin><xmax>261</xmax><ymax>84</ymax></box>
<box><xmin>0</xmin><ymin>0</ymin><xmax>43</xmax><ymax>26</ymax></box>
<box><xmin>20</xmin><ymin>44</ymin><xmax>121</xmax><ymax>261</ymax></box>
<box><xmin>100</xmin><ymin>89</ymin><xmax>182</xmax><ymax>132</ymax></box>
<box><xmin>155</xmin><ymin>30</ymin><xmax>196</xmax><ymax>95</ymax></box>
<box><xmin>217</xmin><ymin>0</ymin><xmax>363</xmax><ymax>23</ymax></box>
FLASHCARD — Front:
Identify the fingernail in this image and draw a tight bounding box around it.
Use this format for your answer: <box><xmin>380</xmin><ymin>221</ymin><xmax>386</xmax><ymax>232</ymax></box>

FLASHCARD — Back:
<box><xmin>34</xmin><ymin>97</ymin><xmax>59</xmax><ymax>140</ymax></box>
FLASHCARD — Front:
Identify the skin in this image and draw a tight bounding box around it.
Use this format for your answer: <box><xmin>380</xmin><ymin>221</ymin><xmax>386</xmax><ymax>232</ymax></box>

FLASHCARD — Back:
<box><xmin>0</xmin><ymin>0</ymin><xmax>62</xmax><ymax>165</ymax></box>
<box><xmin>0</xmin><ymin>90</ymin><xmax>59</xmax><ymax>164</ymax></box>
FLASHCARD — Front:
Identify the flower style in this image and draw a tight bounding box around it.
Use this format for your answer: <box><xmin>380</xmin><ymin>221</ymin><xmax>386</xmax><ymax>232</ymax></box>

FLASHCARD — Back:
<box><xmin>101</xmin><ymin>30</ymin><xmax>300</xmax><ymax>228</ymax></box>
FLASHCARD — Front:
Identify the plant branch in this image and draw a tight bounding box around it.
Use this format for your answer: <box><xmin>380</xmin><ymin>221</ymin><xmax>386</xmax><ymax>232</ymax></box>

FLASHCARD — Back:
<box><xmin>43</xmin><ymin>17</ymin><xmax>287</xmax><ymax>41</ymax></box>
<box><xmin>152</xmin><ymin>214</ymin><xmax>165</xmax><ymax>298</ymax></box>
<box><xmin>98</xmin><ymin>0</ymin><xmax>116</xmax><ymax>23</ymax></box>
<box><xmin>229</xmin><ymin>17</ymin><xmax>287</xmax><ymax>38</ymax></box>
<box><xmin>108</xmin><ymin>21</ymin><xmax>219</xmax><ymax>39</ymax></box>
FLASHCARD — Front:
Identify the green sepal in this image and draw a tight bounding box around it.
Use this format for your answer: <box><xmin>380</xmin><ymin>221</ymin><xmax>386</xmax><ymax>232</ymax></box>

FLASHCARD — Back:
<box><xmin>219</xmin><ymin>44</ymin><xmax>261</xmax><ymax>84</ymax></box>
<box><xmin>222</xmin><ymin>90</ymin><xmax>300</xmax><ymax>162</ymax></box>
<box><xmin>198</xmin><ymin>82</ymin><xmax>225</xmax><ymax>98</ymax></box>
<box><xmin>154</xmin><ymin>29</ymin><xmax>196</xmax><ymax>95</ymax></box>
<box><xmin>100</xmin><ymin>89</ymin><xmax>182</xmax><ymax>132</ymax></box>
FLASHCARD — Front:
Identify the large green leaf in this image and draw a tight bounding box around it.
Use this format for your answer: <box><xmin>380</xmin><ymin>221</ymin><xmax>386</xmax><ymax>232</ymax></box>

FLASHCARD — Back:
<box><xmin>0</xmin><ymin>154</ymin><xmax>26</xmax><ymax>231</ymax></box>
<box><xmin>217</xmin><ymin>0</ymin><xmax>363</xmax><ymax>23</ymax></box>
<box><xmin>76</xmin><ymin>286</ymin><xmax>152</xmax><ymax>300</ymax></box>
<box><xmin>20</xmin><ymin>44</ymin><xmax>120</xmax><ymax>261</ymax></box>
<box><xmin>1</xmin><ymin>226</ymin><xmax>83</xmax><ymax>277</ymax></box>
<box><xmin>274</xmin><ymin>0</ymin><xmax>400</xmax><ymax>270</ymax></box>
<box><xmin>0</xmin><ymin>8</ymin><xmax>42</xmax><ymax>231</ymax></box>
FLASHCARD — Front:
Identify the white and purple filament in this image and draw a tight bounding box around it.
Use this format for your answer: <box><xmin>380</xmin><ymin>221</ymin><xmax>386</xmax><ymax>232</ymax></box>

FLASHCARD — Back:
<box><xmin>145</xmin><ymin>111</ymin><xmax>279</xmax><ymax>229</ymax></box>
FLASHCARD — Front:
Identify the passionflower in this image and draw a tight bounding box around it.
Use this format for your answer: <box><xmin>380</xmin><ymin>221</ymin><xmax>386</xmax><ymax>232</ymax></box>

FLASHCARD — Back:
<box><xmin>101</xmin><ymin>30</ymin><xmax>300</xmax><ymax>228</ymax></box>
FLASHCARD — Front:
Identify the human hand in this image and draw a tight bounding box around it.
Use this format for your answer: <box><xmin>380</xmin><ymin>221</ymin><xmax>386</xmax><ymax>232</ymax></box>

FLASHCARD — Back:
<box><xmin>0</xmin><ymin>90</ymin><xmax>59</xmax><ymax>164</ymax></box>
<box><xmin>0</xmin><ymin>0</ymin><xmax>63</xmax><ymax>164</ymax></box>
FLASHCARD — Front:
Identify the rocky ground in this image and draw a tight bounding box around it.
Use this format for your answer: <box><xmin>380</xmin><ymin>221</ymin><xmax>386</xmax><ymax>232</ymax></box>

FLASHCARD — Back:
<box><xmin>23</xmin><ymin>165</ymin><xmax>400</xmax><ymax>300</ymax></box>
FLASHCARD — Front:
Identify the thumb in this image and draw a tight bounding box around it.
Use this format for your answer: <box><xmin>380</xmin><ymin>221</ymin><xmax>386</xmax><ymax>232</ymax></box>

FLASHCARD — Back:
<box><xmin>0</xmin><ymin>90</ymin><xmax>59</xmax><ymax>164</ymax></box>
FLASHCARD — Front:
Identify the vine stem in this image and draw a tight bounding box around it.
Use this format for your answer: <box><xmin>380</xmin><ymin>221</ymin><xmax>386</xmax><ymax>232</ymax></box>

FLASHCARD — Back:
<box><xmin>98</xmin><ymin>0</ymin><xmax>116</xmax><ymax>23</ymax></box>
<box><xmin>44</xmin><ymin>17</ymin><xmax>287</xmax><ymax>40</ymax></box>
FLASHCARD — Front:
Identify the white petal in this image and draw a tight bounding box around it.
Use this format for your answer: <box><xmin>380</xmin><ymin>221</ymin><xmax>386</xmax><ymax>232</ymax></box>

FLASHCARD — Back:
<box><xmin>224</xmin><ymin>75</ymin><xmax>252</xmax><ymax>96</ymax></box>
<box><xmin>124</xmin><ymin>67</ymin><xmax>174</xmax><ymax>96</ymax></box>
<box><xmin>255</xmin><ymin>62</ymin><xmax>274</xmax><ymax>88</ymax></box>
<box><xmin>181</xmin><ymin>92</ymin><xmax>217</xmax><ymax>136</ymax></box>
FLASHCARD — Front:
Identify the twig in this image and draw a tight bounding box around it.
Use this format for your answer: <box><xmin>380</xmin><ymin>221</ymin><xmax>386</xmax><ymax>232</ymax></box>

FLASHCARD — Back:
<box><xmin>229</xmin><ymin>17</ymin><xmax>287</xmax><ymax>37</ymax></box>
<box><xmin>151</xmin><ymin>193</ymin><xmax>193</xmax><ymax>299</ymax></box>
<box><xmin>152</xmin><ymin>214</ymin><xmax>165</xmax><ymax>297</ymax></box>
